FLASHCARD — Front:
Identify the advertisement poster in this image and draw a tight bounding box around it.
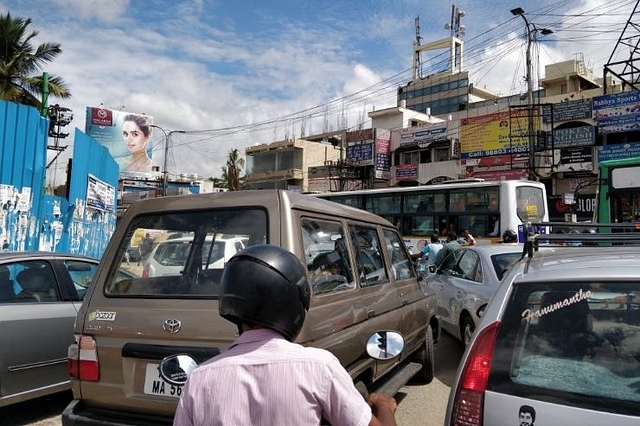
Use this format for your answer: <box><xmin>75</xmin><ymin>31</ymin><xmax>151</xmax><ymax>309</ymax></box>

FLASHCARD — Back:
<box><xmin>399</xmin><ymin>123</ymin><xmax>448</xmax><ymax>147</ymax></box>
<box><xmin>459</xmin><ymin>109</ymin><xmax>539</xmax><ymax>159</ymax></box>
<box><xmin>85</xmin><ymin>107</ymin><xmax>155</xmax><ymax>177</ymax></box>
<box><xmin>86</xmin><ymin>174</ymin><xmax>115</xmax><ymax>213</ymax></box>
<box><xmin>592</xmin><ymin>91</ymin><xmax>640</xmax><ymax>134</ymax></box>
<box><xmin>345</xmin><ymin>128</ymin><xmax>374</xmax><ymax>166</ymax></box>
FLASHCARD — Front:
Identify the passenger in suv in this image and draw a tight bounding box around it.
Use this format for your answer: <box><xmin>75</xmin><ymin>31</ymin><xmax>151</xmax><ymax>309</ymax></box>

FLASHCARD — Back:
<box><xmin>445</xmin><ymin>228</ymin><xmax>640</xmax><ymax>426</ymax></box>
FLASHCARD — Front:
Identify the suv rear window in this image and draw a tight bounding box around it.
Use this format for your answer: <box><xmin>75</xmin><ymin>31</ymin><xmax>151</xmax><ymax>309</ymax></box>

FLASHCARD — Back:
<box><xmin>105</xmin><ymin>208</ymin><xmax>267</xmax><ymax>297</ymax></box>
<box><xmin>490</xmin><ymin>282</ymin><xmax>640</xmax><ymax>413</ymax></box>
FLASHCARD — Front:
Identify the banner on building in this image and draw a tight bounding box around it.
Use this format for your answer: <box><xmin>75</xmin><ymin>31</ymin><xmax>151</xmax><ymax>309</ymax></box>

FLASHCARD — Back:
<box><xmin>592</xmin><ymin>91</ymin><xmax>640</xmax><ymax>134</ymax></box>
<box><xmin>395</xmin><ymin>164</ymin><xmax>418</xmax><ymax>181</ymax></box>
<box><xmin>597</xmin><ymin>142</ymin><xmax>640</xmax><ymax>161</ymax></box>
<box><xmin>459</xmin><ymin>109</ymin><xmax>539</xmax><ymax>159</ymax></box>
<box><xmin>399</xmin><ymin>123</ymin><xmax>447</xmax><ymax>147</ymax></box>
<box><xmin>345</xmin><ymin>128</ymin><xmax>374</xmax><ymax>166</ymax></box>
<box><xmin>85</xmin><ymin>107</ymin><xmax>155</xmax><ymax>177</ymax></box>
<box><xmin>542</xmin><ymin>98</ymin><xmax>592</xmax><ymax>123</ymax></box>
<box><xmin>553</xmin><ymin>146</ymin><xmax>593</xmax><ymax>172</ymax></box>
<box><xmin>551</xmin><ymin>126</ymin><xmax>594</xmax><ymax>148</ymax></box>
<box><xmin>374</xmin><ymin>128</ymin><xmax>391</xmax><ymax>179</ymax></box>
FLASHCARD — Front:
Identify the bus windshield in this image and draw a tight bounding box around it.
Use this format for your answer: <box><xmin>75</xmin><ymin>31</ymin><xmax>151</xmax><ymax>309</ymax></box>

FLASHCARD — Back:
<box><xmin>314</xmin><ymin>179</ymin><xmax>548</xmax><ymax>254</ymax></box>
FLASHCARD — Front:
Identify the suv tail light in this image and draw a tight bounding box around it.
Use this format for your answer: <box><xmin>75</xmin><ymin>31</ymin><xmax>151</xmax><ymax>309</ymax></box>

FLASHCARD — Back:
<box><xmin>68</xmin><ymin>335</ymin><xmax>99</xmax><ymax>381</ymax></box>
<box><xmin>449</xmin><ymin>321</ymin><xmax>500</xmax><ymax>426</ymax></box>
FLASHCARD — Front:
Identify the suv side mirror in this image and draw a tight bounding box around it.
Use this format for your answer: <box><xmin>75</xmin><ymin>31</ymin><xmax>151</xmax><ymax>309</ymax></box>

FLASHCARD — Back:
<box><xmin>366</xmin><ymin>331</ymin><xmax>405</xmax><ymax>360</ymax></box>
<box><xmin>158</xmin><ymin>354</ymin><xmax>198</xmax><ymax>385</ymax></box>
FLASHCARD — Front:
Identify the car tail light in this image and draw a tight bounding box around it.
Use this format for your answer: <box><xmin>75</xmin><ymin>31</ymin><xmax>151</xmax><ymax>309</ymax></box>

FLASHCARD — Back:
<box><xmin>142</xmin><ymin>265</ymin><xmax>149</xmax><ymax>278</ymax></box>
<box><xmin>449</xmin><ymin>321</ymin><xmax>500</xmax><ymax>426</ymax></box>
<box><xmin>68</xmin><ymin>335</ymin><xmax>99</xmax><ymax>381</ymax></box>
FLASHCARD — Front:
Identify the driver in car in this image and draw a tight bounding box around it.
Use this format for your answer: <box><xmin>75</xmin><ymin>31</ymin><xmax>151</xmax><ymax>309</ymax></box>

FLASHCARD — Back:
<box><xmin>173</xmin><ymin>244</ymin><xmax>398</xmax><ymax>426</ymax></box>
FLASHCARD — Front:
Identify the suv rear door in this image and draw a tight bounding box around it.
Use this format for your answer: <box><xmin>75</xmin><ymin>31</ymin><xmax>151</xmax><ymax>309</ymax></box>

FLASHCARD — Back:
<box><xmin>484</xmin><ymin>280</ymin><xmax>640</xmax><ymax>425</ymax></box>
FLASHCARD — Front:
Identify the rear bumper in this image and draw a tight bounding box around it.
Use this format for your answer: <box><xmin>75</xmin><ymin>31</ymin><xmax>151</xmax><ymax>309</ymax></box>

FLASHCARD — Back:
<box><xmin>62</xmin><ymin>399</ymin><xmax>173</xmax><ymax>426</ymax></box>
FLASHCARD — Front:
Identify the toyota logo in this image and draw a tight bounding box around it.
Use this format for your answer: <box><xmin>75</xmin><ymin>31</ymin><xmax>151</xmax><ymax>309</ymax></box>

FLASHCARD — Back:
<box><xmin>163</xmin><ymin>318</ymin><xmax>182</xmax><ymax>333</ymax></box>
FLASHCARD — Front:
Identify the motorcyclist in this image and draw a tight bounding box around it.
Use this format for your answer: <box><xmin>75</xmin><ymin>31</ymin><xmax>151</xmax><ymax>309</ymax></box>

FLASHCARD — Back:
<box><xmin>173</xmin><ymin>244</ymin><xmax>398</xmax><ymax>426</ymax></box>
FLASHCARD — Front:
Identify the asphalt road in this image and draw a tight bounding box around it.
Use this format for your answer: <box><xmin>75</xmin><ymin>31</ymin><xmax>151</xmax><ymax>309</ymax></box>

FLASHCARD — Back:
<box><xmin>2</xmin><ymin>332</ymin><xmax>465</xmax><ymax>426</ymax></box>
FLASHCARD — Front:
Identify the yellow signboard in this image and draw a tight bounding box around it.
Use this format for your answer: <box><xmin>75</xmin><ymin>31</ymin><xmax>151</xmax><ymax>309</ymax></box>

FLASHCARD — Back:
<box><xmin>460</xmin><ymin>110</ymin><xmax>540</xmax><ymax>158</ymax></box>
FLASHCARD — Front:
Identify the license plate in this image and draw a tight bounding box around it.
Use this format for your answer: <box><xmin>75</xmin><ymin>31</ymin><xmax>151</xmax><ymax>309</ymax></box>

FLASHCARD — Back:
<box><xmin>143</xmin><ymin>363</ymin><xmax>183</xmax><ymax>398</ymax></box>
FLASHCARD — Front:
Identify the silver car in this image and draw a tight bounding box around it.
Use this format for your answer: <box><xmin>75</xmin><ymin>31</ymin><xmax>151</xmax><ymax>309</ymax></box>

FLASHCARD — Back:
<box><xmin>445</xmin><ymin>242</ymin><xmax>640</xmax><ymax>425</ymax></box>
<box><xmin>0</xmin><ymin>252</ymin><xmax>103</xmax><ymax>407</ymax></box>
<box><xmin>142</xmin><ymin>235</ymin><xmax>246</xmax><ymax>277</ymax></box>
<box><xmin>422</xmin><ymin>244</ymin><xmax>527</xmax><ymax>346</ymax></box>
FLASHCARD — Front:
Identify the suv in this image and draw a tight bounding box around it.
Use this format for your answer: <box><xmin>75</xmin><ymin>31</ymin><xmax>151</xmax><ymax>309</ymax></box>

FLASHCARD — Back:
<box><xmin>445</xmin><ymin>229</ymin><xmax>640</xmax><ymax>425</ymax></box>
<box><xmin>63</xmin><ymin>189</ymin><xmax>439</xmax><ymax>425</ymax></box>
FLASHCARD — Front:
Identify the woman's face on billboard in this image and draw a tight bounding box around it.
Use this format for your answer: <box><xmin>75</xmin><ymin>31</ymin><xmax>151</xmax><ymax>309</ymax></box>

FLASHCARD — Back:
<box><xmin>123</xmin><ymin>120</ymin><xmax>149</xmax><ymax>154</ymax></box>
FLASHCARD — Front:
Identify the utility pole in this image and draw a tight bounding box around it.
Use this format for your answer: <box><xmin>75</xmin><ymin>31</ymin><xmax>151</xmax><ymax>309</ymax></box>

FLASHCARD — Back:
<box><xmin>511</xmin><ymin>7</ymin><xmax>553</xmax><ymax>179</ymax></box>
<box><xmin>150</xmin><ymin>125</ymin><xmax>186</xmax><ymax>196</ymax></box>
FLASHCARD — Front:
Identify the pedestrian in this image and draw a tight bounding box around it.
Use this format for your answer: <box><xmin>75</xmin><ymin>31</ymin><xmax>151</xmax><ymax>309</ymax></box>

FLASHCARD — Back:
<box><xmin>434</xmin><ymin>231</ymin><xmax>462</xmax><ymax>270</ymax></box>
<box><xmin>173</xmin><ymin>244</ymin><xmax>398</xmax><ymax>426</ymax></box>
<box><xmin>2</xmin><ymin>240</ymin><xmax>8</xmax><ymax>251</ymax></box>
<box><xmin>138</xmin><ymin>233</ymin><xmax>153</xmax><ymax>266</ymax></box>
<box><xmin>411</xmin><ymin>233</ymin><xmax>443</xmax><ymax>265</ymax></box>
<box><xmin>461</xmin><ymin>227</ymin><xmax>476</xmax><ymax>246</ymax></box>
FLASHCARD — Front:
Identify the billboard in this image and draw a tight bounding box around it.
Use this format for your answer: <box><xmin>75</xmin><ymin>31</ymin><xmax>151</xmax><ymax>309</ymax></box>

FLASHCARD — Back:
<box><xmin>592</xmin><ymin>91</ymin><xmax>640</xmax><ymax>134</ymax></box>
<box><xmin>459</xmin><ymin>109</ymin><xmax>539</xmax><ymax>159</ymax></box>
<box><xmin>85</xmin><ymin>107</ymin><xmax>154</xmax><ymax>177</ymax></box>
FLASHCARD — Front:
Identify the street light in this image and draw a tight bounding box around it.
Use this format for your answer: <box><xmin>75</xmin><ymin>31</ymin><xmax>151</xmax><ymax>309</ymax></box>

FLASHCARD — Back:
<box><xmin>511</xmin><ymin>7</ymin><xmax>553</xmax><ymax>179</ymax></box>
<box><xmin>150</xmin><ymin>124</ymin><xmax>186</xmax><ymax>196</ymax></box>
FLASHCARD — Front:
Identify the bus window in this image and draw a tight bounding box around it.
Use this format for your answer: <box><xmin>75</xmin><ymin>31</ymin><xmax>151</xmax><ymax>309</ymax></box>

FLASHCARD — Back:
<box><xmin>366</xmin><ymin>194</ymin><xmax>401</xmax><ymax>216</ymax></box>
<box><xmin>433</xmin><ymin>193</ymin><xmax>447</xmax><ymax>213</ymax></box>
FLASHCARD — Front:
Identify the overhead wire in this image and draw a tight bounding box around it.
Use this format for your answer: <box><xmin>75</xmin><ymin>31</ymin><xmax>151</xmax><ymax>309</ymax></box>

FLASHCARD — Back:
<box><xmin>157</xmin><ymin>0</ymin><xmax>636</xmax><ymax>177</ymax></box>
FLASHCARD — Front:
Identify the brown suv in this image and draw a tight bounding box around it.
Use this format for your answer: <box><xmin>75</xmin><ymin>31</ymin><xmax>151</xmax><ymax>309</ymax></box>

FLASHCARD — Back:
<box><xmin>62</xmin><ymin>189</ymin><xmax>439</xmax><ymax>425</ymax></box>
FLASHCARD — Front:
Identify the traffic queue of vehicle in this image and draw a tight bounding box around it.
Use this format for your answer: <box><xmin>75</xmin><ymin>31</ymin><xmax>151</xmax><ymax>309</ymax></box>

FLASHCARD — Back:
<box><xmin>2</xmin><ymin>191</ymin><xmax>640</xmax><ymax>425</ymax></box>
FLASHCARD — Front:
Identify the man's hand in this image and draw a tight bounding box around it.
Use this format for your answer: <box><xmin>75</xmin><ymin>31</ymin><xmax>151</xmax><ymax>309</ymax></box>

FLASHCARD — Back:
<box><xmin>368</xmin><ymin>392</ymin><xmax>397</xmax><ymax>426</ymax></box>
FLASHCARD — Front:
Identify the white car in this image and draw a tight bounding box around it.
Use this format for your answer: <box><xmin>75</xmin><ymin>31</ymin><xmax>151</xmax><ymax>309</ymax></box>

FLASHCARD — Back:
<box><xmin>143</xmin><ymin>235</ymin><xmax>246</xmax><ymax>277</ymax></box>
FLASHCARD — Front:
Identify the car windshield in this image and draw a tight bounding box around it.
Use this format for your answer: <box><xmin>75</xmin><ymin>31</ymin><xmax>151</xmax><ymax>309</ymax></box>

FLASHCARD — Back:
<box><xmin>105</xmin><ymin>208</ymin><xmax>267</xmax><ymax>298</ymax></box>
<box><xmin>492</xmin><ymin>282</ymin><xmax>640</xmax><ymax>407</ymax></box>
<box><xmin>490</xmin><ymin>252</ymin><xmax>523</xmax><ymax>280</ymax></box>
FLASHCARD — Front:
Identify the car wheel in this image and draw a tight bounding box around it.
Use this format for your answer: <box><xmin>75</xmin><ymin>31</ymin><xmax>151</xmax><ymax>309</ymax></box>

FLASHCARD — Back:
<box><xmin>461</xmin><ymin>315</ymin><xmax>475</xmax><ymax>347</ymax></box>
<box><xmin>411</xmin><ymin>324</ymin><xmax>435</xmax><ymax>384</ymax></box>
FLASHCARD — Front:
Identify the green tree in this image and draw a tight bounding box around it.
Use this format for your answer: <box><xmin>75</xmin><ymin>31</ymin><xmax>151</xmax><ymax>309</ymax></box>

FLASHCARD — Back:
<box><xmin>223</xmin><ymin>148</ymin><xmax>245</xmax><ymax>191</ymax></box>
<box><xmin>0</xmin><ymin>13</ymin><xmax>71</xmax><ymax>108</ymax></box>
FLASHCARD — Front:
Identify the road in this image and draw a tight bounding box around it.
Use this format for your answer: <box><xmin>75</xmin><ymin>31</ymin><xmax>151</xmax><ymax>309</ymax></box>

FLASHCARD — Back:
<box><xmin>1</xmin><ymin>333</ymin><xmax>464</xmax><ymax>426</ymax></box>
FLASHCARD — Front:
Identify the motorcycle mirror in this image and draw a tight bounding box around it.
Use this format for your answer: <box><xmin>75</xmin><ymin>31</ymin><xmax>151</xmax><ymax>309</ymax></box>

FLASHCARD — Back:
<box><xmin>366</xmin><ymin>331</ymin><xmax>404</xmax><ymax>361</ymax></box>
<box><xmin>158</xmin><ymin>354</ymin><xmax>198</xmax><ymax>385</ymax></box>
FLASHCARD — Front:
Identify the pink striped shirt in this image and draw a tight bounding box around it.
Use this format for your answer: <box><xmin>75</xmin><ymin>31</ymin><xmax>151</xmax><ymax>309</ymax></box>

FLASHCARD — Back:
<box><xmin>173</xmin><ymin>328</ymin><xmax>372</xmax><ymax>426</ymax></box>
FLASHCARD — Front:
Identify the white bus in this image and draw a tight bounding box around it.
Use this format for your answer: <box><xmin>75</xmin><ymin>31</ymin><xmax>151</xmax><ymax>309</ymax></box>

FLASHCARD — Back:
<box><xmin>314</xmin><ymin>179</ymin><xmax>549</xmax><ymax>254</ymax></box>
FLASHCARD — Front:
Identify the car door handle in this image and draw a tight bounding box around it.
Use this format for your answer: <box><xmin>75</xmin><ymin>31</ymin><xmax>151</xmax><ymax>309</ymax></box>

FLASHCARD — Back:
<box><xmin>367</xmin><ymin>310</ymin><xmax>375</xmax><ymax>319</ymax></box>
<box><xmin>402</xmin><ymin>299</ymin><xmax>409</xmax><ymax>306</ymax></box>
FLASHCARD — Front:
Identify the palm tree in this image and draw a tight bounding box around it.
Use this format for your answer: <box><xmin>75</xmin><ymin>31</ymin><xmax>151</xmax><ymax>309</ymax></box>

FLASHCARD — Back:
<box><xmin>224</xmin><ymin>148</ymin><xmax>245</xmax><ymax>191</ymax></box>
<box><xmin>0</xmin><ymin>13</ymin><xmax>71</xmax><ymax>108</ymax></box>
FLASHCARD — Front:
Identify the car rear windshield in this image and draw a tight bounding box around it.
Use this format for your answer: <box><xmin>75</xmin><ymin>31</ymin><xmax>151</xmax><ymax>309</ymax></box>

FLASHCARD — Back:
<box><xmin>490</xmin><ymin>281</ymin><xmax>640</xmax><ymax>414</ymax></box>
<box><xmin>104</xmin><ymin>208</ymin><xmax>267</xmax><ymax>298</ymax></box>
<box><xmin>490</xmin><ymin>252</ymin><xmax>523</xmax><ymax>281</ymax></box>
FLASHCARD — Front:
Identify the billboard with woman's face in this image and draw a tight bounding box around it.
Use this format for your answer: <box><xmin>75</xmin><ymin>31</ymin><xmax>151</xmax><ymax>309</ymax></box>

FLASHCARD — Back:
<box><xmin>85</xmin><ymin>107</ymin><xmax>154</xmax><ymax>177</ymax></box>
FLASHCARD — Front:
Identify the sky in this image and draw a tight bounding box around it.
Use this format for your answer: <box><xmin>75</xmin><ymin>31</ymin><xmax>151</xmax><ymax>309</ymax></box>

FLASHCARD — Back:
<box><xmin>0</xmin><ymin>0</ymin><xmax>636</xmax><ymax>186</ymax></box>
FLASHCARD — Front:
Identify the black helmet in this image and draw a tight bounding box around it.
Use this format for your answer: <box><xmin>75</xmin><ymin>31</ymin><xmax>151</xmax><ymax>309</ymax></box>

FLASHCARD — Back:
<box><xmin>502</xmin><ymin>229</ymin><xmax>518</xmax><ymax>243</ymax></box>
<box><xmin>219</xmin><ymin>244</ymin><xmax>311</xmax><ymax>341</ymax></box>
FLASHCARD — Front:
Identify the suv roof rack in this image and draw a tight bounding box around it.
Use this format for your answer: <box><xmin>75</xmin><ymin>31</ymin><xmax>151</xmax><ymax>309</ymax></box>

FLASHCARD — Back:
<box><xmin>522</xmin><ymin>222</ymin><xmax>640</xmax><ymax>258</ymax></box>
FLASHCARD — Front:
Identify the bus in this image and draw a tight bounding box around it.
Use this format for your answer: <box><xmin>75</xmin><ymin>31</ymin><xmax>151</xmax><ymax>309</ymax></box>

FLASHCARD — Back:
<box><xmin>596</xmin><ymin>157</ymin><xmax>640</xmax><ymax>224</ymax></box>
<box><xmin>314</xmin><ymin>179</ymin><xmax>549</xmax><ymax>254</ymax></box>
